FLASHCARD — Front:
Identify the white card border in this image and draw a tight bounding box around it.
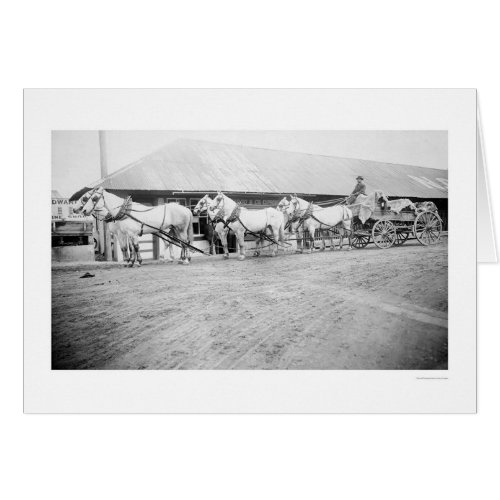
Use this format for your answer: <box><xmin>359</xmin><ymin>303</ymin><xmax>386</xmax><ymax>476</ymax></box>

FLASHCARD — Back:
<box><xmin>24</xmin><ymin>89</ymin><xmax>476</xmax><ymax>413</ymax></box>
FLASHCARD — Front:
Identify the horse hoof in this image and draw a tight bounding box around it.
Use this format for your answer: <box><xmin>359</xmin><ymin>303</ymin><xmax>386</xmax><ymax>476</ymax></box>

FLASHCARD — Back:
<box><xmin>223</xmin><ymin>254</ymin><xmax>229</xmax><ymax>260</ymax></box>
<box><xmin>128</xmin><ymin>262</ymin><xmax>134</xmax><ymax>268</ymax></box>
<box><xmin>253</xmin><ymin>251</ymin><xmax>260</xmax><ymax>257</ymax></box>
<box><xmin>238</xmin><ymin>255</ymin><xmax>246</xmax><ymax>261</ymax></box>
<box><xmin>181</xmin><ymin>260</ymin><xmax>190</xmax><ymax>265</ymax></box>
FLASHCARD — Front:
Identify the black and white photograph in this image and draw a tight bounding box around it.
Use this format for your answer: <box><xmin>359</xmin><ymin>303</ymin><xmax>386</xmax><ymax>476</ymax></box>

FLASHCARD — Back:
<box><xmin>51</xmin><ymin>130</ymin><xmax>448</xmax><ymax>370</ymax></box>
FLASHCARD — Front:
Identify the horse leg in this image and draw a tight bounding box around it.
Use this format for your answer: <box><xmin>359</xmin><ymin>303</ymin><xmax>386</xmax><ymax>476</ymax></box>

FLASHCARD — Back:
<box><xmin>176</xmin><ymin>228</ymin><xmax>190</xmax><ymax>265</ymax></box>
<box><xmin>329</xmin><ymin>229</ymin><xmax>335</xmax><ymax>251</ymax></box>
<box><xmin>270</xmin><ymin>224</ymin><xmax>279</xmax><ymax>257</ymax></box>
<box><xmin>220</xmin><ymin>229</ymin><xmax>230</xmax><ymax>259</ymax></box>
<box><xmin>128</xmin><ymin>236</ymin><xmax>136</xmax><ymax>267</ymax></box>
<box><xmin>118</xmin><ymin>233</ymin><xmax>130</xmax><ymax>266</ymax></box>
<box><xmin>131</xmin><ymin>235</ymin><xmax>142</xmax><ymax>266</ymax></box>
<box><xmin>163</xmin><ymin>240</ymin><xmax>174</xmax><ymax>263</ymax></box>
<box><xmin>343</xmin><ymin>222</ymin><xmax>352</xmax><ymax>251</ymax></box>
<box><xmin>254</xmin><ymin>235</ymin><xmax>261</xmax><ymax>257</ymax></box>
<box><xmin>237</xmin><ymin>230</ymin><xmax>246</xmax><ymax>261</ymax></box>
<box><xmin>210</xmin><ymin>234</ymin><xmax>215</xmax><ymax>255</ymax></box>
<box><xmin>319</xmin><ymin>230</ymin><xmax>326</xmax><ymax>251</ymax></box>
<box><xmin>345</xmin><ymin>229</ymin><xmax>352</xmax><ymax>250</ymax></box>
<box><xmin>178</xmin><ymin>245</ymin><xmax>189</xmax><ymax>265</ymax></box>
<box><xmin>121</xmin><ymin>243</ymin><xmax>130</xmax><ymax>265</ymax></box>
<box><xmin>308</xmin><ymin>225</ymin><xmax>315</xmax><ymax>253</ymax></box>
<box><xmin>295</xmin><ymin>228</ymin><xmax>303</xmax><ymax>254</ymax></box>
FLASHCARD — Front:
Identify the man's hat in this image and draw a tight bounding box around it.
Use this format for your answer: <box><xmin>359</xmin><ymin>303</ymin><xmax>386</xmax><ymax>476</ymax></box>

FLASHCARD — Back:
<box><xmin>356</xmin><ymin>175</ymin><xmax>364</xmax><ymax>180</ymax></box>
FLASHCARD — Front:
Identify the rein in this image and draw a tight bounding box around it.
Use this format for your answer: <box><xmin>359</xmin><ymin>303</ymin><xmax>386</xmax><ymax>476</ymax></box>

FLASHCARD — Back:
<box><xmin>112</xmin><ymin>196</ymin><xmax>133</xmax><ymax>221</ymax></box>
<box><xmin>288</xmin><ymin>200</ymin><xmax>314</xmax><ymax>228</ymax></box>
<box><xmin>89</xmin><ymin>190</ymin><xmax>210</xmax><ymax>256</ymax></box>
<box><xmin>124</xmin><ymin>212</ymin><xmax>211</xmax><ymax>256</ymax></box>
<box><xmin>289</xmin><ymin>200</ymin><xmax>353</xmax><ymax>235</ymax></box>
<box><xmin>215</xmin><ymin>195</ymin><xmax>290</xmax><ymax>248</ymax></box>
<box><xmin>230</xmin><ymin>206</ymin><xmax>291</xmax><ymax>248</ymax></box>
<box><xmin>195</xmin><ymin>198</ymin><xmax>224</xmax><ymax>228</ymax></box>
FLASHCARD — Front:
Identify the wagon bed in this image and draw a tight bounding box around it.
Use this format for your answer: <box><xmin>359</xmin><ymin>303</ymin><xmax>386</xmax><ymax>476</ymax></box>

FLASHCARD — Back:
<box><xmin>348</xmin><ymin>202</ymin><xmax>442</xmax><ymax>249</ymax></box>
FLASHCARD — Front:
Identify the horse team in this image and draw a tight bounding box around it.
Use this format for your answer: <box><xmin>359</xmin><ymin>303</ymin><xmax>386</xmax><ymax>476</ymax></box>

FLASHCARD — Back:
<box><xmin>75</xmin><ymin>187</ymin><xmax>354</xmax><ymax>267</ymax></box>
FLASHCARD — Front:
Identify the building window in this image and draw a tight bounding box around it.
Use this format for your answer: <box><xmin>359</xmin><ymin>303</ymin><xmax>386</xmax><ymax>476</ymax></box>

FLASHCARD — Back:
<box><xmin>198</xmin><ymin>216</ymin><xmax>210</xmax><ymax>236</ymax></box>
<box><xmin>167</xmin><ymin>198</ymin><xmax>186</xmax><ymax>206</ymax></box>
<box><xmin>190</xmin><ymin>198</ymin><xmax>204</xmax><ymax>211</ymax></box>
<box><xmin>192</xmin><ymin>214</ymin><xmax>207</xmax><ymax>236</ymax></box>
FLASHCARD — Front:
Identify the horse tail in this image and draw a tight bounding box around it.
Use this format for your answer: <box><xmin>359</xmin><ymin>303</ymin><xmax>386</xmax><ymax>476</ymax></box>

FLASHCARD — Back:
<box><xmin>187</xmin><ymin>211</ymin><xmax>194</xmax><ymax>244</ymax></box>
<box><xmin>279</xmin><ymin>219</ymin><xmax>285</xmax><ymax>242</ymax></box>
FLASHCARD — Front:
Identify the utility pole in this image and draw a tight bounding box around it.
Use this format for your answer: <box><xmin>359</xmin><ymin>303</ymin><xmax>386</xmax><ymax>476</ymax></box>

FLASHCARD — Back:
<box><xmin>98</xmin><ymin>131</ymin><xmax>113</xmax><ymax>261</ymax></box>
<box><xmin>98</xmin><ymin>130</ymin><xmax>109</xmax><ymax>177</ymax></box>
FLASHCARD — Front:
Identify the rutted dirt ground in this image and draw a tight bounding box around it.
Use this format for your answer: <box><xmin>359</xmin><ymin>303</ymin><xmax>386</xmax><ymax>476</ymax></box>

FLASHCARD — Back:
<box><xmin>52</xmin><ymin>239</ymin><xmax>448</xmax><ymax>370</ymax></box>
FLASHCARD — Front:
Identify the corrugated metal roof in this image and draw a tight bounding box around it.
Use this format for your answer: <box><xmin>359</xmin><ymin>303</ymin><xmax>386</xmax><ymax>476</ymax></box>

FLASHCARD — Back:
<box><xmin>84</xmin><ymin>138</ymin><xmax>448</xmax><ymax>199</ymax></box>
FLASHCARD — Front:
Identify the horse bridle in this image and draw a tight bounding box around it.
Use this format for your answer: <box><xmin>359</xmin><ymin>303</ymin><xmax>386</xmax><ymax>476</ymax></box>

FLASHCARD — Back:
<box><xmin>288</xmin><ymin>198</ymin><xmax>304</xmax><ymax>223</ymax></box>
<box><xmin>277</xmin><ymin>199</ymin><xmax>290</xmax><ymax>212</ymax></box>
<box><xmin>81</xmin><ymin>188</ymin><xmax>134</xmax><ymax>222</ymax></box>
<box><xmin>212</xmin><ymin>195</ymin><xmax>226</xmax><ymax>220</ymax></box>
<box><xmin>81</xmin><ymin>188</ymin><xmax>105</xmax><ymax>216</ymax></box>
<box><xmin>194</xmin><ymin>196</ymin><xmax>210</xmax><ymax>215</ymax></box>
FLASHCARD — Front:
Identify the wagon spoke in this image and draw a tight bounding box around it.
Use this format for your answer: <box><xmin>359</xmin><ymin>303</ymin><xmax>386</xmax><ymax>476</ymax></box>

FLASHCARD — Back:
<box><xmin>351</xmin><ymin>221</ymin><xmax>371</xmax><ymax>249</ymax></box>
<box><xmin>372</xmin><ymin>220</ymin><xmax>396</xmax><ymax>249</ymax></box>
<box><xmin>414</xmin><ymin>211</ymin><xmax>442</xmax><ymax>246</ymax></box>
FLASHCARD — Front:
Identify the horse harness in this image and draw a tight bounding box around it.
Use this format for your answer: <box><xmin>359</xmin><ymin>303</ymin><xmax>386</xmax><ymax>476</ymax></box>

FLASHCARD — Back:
<box><xmin>93</xmin><ymin>191</ymin><xmax>209</xmax><ymax>256</ymax></box>
<box><xmin>290</xmin><ymin>200</ymin><xmax>353</xmax><ymax>235</ymax></box>
<box><xmin>288</xmin><ymin>199</ymin><xmax>314</xmax><ymax>229</ymax></box>
<box><xmin>216</xmin><ymin>198</ymin><xmax>289</xmax><ymax>248</ymax></box>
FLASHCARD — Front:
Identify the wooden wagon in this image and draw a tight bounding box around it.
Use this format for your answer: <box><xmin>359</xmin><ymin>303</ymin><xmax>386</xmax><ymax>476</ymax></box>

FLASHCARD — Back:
<box><xmin>348</xmin><ymin>202</ymin><xmax>443</xmax><ymax>249</ymax></box>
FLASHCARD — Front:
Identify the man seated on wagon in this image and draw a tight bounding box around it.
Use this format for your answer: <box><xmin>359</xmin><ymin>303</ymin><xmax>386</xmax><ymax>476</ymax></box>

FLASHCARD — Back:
<box><xmin>346</xmin><ymin>176</ymin><xmax>366</xmax><ymax>204</ymax></box>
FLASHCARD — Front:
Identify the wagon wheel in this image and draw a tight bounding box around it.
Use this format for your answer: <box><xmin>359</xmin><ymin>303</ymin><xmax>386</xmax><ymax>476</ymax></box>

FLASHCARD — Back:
<box><xmin>414</xmin><ymin>211</ymin><xmax>442</xmax><ymax>246</ymax></box>
<box><xmin>394</xmin><ymin>230</ymin><xmax>409</xmax><ymax>246</ymax></box>
<box><xmin>350</xmin><ymin>221</ymin><xmax>371</xmax><ymax>249</ymax></box>
<box><xmin>372</xmin><ymin>220</ymin><xmax>396</xmax><ymax>249</ymax></box>
<box><xmin>393</xmin><ymin>224</ymin><xmax>410</xmax><ymax>246</ymax></box>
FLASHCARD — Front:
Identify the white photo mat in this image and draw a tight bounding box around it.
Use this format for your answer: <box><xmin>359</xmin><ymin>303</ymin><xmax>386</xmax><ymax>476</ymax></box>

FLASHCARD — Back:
<box><xmin>24</xmin><ymin>89</ymin><xmax>476</xmax><ymax>413</ymax></box>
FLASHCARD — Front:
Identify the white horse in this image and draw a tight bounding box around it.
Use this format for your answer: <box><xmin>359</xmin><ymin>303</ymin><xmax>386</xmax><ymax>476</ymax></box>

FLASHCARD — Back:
<box><xmin>105</xmin><ymin>219</ymin><xmax>134</xmax><ymax>265</ymax></box>
<box><xmin>277</xmin><ymin>195</ymin><xmax>353</xmax><ymax>253</ymax></box>
<box><xmin>192</xmin><ymin>194</ymin><xmax>230</xmax><ymax>258</ymax></box>
<box><xmin>74</xmin><ymin>187</ymin><xmax>194</xmax><ymax>266</ymax></box>
<box><xmin>76</xmin><ymin>195</ymin><xmax>176</xmax><ymax>266</ymax></box>
<box><xmin>212</xmin><ymin>192</ymin><xmax>285</xmax><ymax>260</ymax></box>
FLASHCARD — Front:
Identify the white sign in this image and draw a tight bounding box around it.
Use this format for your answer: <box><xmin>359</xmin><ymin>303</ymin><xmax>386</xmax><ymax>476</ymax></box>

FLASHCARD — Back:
<box><xmin>52</xmin><ymin>197</ymin><xmax>92</xmax><ymax>221</ymax></box>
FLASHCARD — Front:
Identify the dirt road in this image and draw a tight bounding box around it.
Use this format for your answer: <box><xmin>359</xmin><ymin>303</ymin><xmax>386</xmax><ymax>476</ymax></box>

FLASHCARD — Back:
<box><xmin>52</xmin><ymin>239</ymin><xmax>448</xmax><ymax>370</ymax></box>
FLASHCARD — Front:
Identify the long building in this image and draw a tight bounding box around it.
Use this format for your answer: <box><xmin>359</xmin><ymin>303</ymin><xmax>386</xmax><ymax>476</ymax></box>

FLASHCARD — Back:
<box><xmin>71</xmin><ymin>138</ymin><xmax>448</xmax><ymax>260</ymax></box>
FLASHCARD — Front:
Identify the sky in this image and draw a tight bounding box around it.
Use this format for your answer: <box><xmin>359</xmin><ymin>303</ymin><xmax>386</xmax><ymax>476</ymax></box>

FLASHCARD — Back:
<box><xmin>52</xmin><ymin>130</ymin><xmax>448</xmax><ymax>198</ymax></box>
